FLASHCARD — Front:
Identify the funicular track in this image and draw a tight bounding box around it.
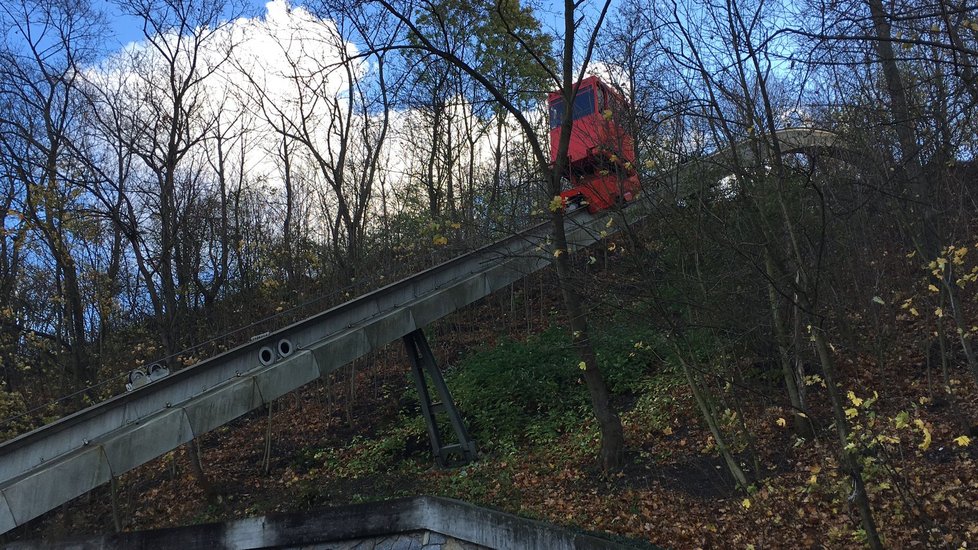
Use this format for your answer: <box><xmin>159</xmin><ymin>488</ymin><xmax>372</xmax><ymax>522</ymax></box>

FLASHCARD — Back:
<box><xmin>0</xmin><ymin>127</ymin><xmax>841</xmax><ymax>536</ymax></box>
<box><xmin>0</xmin><ymin>206</ymin><xmax>626</xmax><ymax>535</ymax></box>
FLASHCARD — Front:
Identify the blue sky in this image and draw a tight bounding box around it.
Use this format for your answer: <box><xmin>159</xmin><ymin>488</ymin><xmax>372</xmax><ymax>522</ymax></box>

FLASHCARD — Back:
<box><xmin>96</xmin><ymin>0</ymin><xmax>142</xmax><ymax>49</ymax></box>
<box><xmin>96</xmin><ymin>0</ymin><xmax>271</xmax><ymax>52</ymax></box>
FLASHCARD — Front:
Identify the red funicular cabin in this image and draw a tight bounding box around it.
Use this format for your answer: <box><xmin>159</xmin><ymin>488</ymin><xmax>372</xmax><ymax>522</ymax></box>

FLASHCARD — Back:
<box><xmin>548</xmin><ymin>76</ymin><xmax>641</xmax><ymax>212</ymax></box>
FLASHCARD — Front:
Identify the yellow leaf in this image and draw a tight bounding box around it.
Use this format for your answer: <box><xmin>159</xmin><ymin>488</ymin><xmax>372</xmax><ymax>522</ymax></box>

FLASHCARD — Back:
<box><xmin>776</xmin><ymin>417</ymin><xmax>786</xmax><ymax>427</ymax></box>
<box><xmin>608</xmin><ymin>242</ymin><xmax>617</xmax><ymax>252</ymax></box>
<box><xmin>845</xmin><ymin>407</ymin><xmax>859</xmax><ymax>419</ymax></box>
<box><xmin>602</xmin><ymin>108</ymin><xmax>613</xmax><ymax>120</ymax></box>
<box><xmin>549</xmin><ymin>195</ymin><xmax>564</xmax><ymax>212</ymax></box>
<box><xmin>847</xmin><ymin>391</ymin><xmax>864</xmax><ymax>407</ymax></box>
<box><xmin>609</xmin><ymin>154</ymin><xmax>618</xmax><ymax>162</ymax></box>
<box><xmin>914</xmin><ymin>419</ymin><xmax>932</xmax><ymax>450</ymax></box>
<box><xmin>928</xmin><ymin>284</ymin><xmax>940</xmax><ymax>292</ymax></box>
<box><xmin>578</xmin><ymin>361</ymin><xmax>587</xmax><ymax>371</ymax></box>
<box><xmin>875</xmin><ymin>434</ymin><xmax>900</xmax><ymax>444</ymax></box>
<box><xmin>741</xmin><ymin>498</ymin><xmax>751</xmax><ymax>509</ymax></box>
<box><xmin>554</xmin><ymin>249</ymin><xmax>565</xmax><ymax>257</ymax></box>
<box><xmin>606</xmin><ymin>217</ymin><xmax>614</xmax><ymax>227</ymax></box>
<box><xmin>954</xmin><ymin>435</ymin><xmax>972</xmax><ymax>447</ymax></box>
<box><xmin>807</xmin><ymin>474</ymin><xmax>818</xmax><ymax>485</ymax></box>
<box><xmin>920</xmin><ymin>431</ymin><xmax>932</xmax><ymax>450</ymax></box>
<box><xmin>644</xmin><ymin>159</ymin><xmax>655</xmax><ymax>169</ymax></box>
<box><xmin>935</xmin><ymin>307</ymin><xmax>944</xmax><ymax>318</ymax></box>
<box><xmin>953</xmin><ymin>247</ymin><xmax>969</xmax><ymax>266</ymax></box>
<box><xmin>931</xmin><ymin>23</ymin><xmax>941</xmax><ymax>33</ymax></box>
<box><xmin>623</xmin><ymin>162</ymin><xmax>632</xmax><ymax>170</ymax></box>
<box><xmin>662</xmin><ymin>426</ymin><xmax>673</xmax><ymax>435</ymax></box>
<box><xmin>432</xmin><ymin>235</ymin><xmax>448</xmax><ymax>246</ymax></box>
<box><xmin>906</xmin><ymin>250</ymin><xmax>916</xmax><ymax>259</ymax></box>
<box><xmin>910</xmin><ymin>307</ymin><xmax>920</xmax><ymax>316</ymax></box>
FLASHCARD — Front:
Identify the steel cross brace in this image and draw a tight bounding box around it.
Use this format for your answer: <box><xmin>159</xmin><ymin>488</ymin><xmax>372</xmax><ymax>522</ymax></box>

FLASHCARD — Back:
<box><xmin>402</xmin><ymin>329</ymin><xmax>477</xmax><ymax>467</ymax></box>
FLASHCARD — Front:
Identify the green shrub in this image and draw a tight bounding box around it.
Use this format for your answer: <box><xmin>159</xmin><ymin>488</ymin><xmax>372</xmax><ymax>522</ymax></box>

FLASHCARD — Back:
<box><xmin>591</xmin><ymin>324</ymin><xmax>662</xmax><ymax>393</ymax></box>
<box><xmin>449</xmin><ymin>323</ymin><xmax>664</xmax><ymax>448</ymax></box>
<box><xmin>449</xmin><ymin>327</ymin><xmax>586</xmax><ymax>446</ymax></box>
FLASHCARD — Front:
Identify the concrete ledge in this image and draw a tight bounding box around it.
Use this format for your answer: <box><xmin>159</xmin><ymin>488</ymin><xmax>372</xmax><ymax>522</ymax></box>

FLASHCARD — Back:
<box><xmin>9</xmin><ymin>496</ymin><xmax>656</xmax><ymax>550</ymax></box>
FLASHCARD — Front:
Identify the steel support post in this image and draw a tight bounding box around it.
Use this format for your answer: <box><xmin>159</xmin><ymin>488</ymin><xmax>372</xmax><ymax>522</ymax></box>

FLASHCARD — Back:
<box><xmin>402</xmin><ymin>329</ymin><xmax>477</xmax><ymax>466</ymax></box>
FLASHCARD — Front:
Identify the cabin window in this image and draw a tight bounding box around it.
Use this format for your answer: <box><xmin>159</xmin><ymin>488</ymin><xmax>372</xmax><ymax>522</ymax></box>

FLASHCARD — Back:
<box><xmin>549</xmin><ymin>87</ymin><xmax>596</xmax><ymax>129</ymax></box>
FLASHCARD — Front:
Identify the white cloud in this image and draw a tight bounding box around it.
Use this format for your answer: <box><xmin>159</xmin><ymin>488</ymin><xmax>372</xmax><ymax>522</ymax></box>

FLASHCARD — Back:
<box><xmin>87</xmin><ymin>0</ymin><xmax>549</xmax><ymax>235</ymax></box>
<box><xmin>86</xmin><ymin>0</ymin><xmax>359</xmax><ymax>213</ymax></box>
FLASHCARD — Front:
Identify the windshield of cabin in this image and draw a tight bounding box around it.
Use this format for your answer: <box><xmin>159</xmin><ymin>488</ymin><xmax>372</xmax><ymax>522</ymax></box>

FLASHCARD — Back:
<box><xmin>549</xmin><ymin>87</ymin><xmax>595</xmax><ymax>129</ymax></box>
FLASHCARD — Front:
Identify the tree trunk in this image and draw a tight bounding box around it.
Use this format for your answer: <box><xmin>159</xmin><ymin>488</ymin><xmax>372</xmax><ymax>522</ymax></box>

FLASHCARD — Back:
<box><xmin>764</xmin><ymin>251</ymin><xmax>812</xmax><ymax>436</ymax></box>
<box><xmin>865</xmin><ymin>0</ymin><xmax>937</xmax><ymax>257</ymax></box>
<box><xmin>551</xmin><ymin>209</ymin><xmax>624</xmax><ymax>469</ymax></box>
<box><xmin>812</xmin><ymin>328</ymin><xmax>883</xmax><ymax>550</ymax></box>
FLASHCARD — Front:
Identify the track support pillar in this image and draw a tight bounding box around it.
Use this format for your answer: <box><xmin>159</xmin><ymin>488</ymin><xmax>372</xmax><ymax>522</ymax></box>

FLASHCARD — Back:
<box><xmin>402</xmin><ymin>329</ymin><xmax>477</xmax><ymax>467</ymax></box>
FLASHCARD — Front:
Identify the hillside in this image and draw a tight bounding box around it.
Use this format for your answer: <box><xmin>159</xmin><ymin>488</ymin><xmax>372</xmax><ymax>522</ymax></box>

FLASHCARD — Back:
<box><xmin>10</xmin><ymin>231</ymin><xmax>978</xmax><ymax>548</ymax></box>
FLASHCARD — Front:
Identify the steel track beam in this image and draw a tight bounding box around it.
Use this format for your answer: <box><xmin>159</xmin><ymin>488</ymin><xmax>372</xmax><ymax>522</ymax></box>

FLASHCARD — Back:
<box><xmin>0</xmin><ymin>207</ymin><xmax>621</xmax><ymax>535</ymax></box>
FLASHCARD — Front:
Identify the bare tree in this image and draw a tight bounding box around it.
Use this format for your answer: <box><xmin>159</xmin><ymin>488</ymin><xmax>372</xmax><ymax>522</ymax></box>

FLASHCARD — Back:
<box><xmin>102</xmin><ymin>0</ymin><xmax>242</xmax><ymax>360</ymax></box>
<box><xmin>238</xmin><ymin>6</ymin><xmax>395</xmax><ymax>281</ymax></box>
<box><xmin>0</xmin><ymin>0</ymin><xmax>105</xmax><ymax>388</ymax></box>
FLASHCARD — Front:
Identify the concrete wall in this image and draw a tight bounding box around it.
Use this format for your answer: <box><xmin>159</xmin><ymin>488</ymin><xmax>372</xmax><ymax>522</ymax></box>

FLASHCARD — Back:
<box><xmin>8</xmin><ymin>497</ymin><xmax>653</xmax><ymax>550</ymax></box>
